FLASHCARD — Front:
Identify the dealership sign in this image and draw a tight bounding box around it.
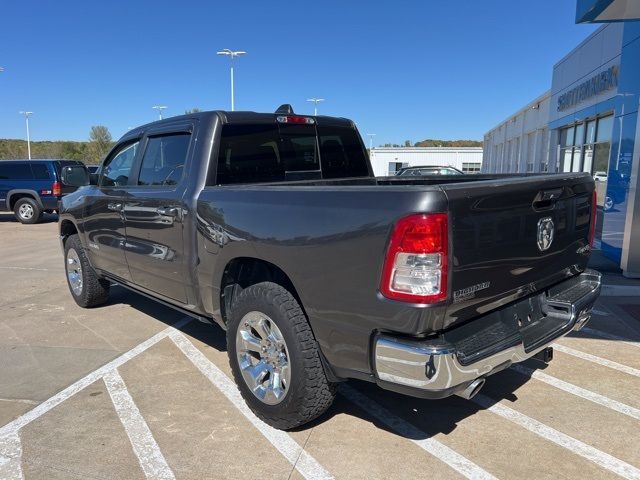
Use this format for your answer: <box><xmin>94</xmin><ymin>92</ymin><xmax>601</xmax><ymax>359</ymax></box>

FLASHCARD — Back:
<box><xmin>557</xmin><ymin>65</ymin><xmax>619</xmax><ymax>111</ymax></box>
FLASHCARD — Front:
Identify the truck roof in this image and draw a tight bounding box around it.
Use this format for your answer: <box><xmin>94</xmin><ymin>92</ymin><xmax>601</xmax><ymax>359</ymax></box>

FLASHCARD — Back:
<box><xmin>125</xmin><ymin>109</ymin><xmax>355</xmax><ymax>138</ymax></box>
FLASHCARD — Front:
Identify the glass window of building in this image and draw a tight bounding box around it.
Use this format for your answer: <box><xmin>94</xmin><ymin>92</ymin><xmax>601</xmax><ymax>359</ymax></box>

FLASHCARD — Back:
<box><xmin>560</xmin><ymin>126</ymin><xmax>575</xmax><ymax>172</ymax></box>
<box><xmin>586</xmin><ymin>120</ymin><xmax>596</xmax><ymax>144</ymax></box>
<box><xmin>526</xmin><ymin>132</ymin><xmax>535</xmax><ymax>172</ymax></box>
<box><xmin>574</xmin><ymin>123</ymin><xmax>585</xmax><ymax>146</ymax></box>
<box><xmin>596</xmin><ymin>116</ymin><xmax>613</xmax><ymax>143</ymax></box>
<box><xmin>462</xmin><ymin>162</ymin><xmax>481</xmax><ymax>173</ymax></box>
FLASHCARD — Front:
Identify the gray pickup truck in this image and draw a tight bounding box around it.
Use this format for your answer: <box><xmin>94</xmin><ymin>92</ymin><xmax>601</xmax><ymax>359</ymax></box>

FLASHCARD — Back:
<box><xmin>59</xmin><ymin>106</ymin><xmax>601</xmax><ymax>429</ymax></box>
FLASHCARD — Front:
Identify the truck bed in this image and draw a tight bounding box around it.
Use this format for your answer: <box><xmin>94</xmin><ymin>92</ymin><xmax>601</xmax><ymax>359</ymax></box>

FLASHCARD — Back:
<box><xmin>196</xmin><ymin>172</ymin><xmax>594</xmax><ymax>377</ymax></box>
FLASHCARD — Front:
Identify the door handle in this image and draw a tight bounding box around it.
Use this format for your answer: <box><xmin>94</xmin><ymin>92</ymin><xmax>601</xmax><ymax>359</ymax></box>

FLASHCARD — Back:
<box><xmin>107</xmin><ymin>202</ymin><xmax>123</xmax><ymax>211</ymax></box>
<box><xmin>156</xmin><ymin>207</ymin><xmax>179</xmax><ymax>217</ymax></box>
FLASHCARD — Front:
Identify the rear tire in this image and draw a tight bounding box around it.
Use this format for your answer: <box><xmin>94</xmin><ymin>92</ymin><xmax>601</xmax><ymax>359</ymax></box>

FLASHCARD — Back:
<box><xmin>227</xmin><ymin>281</ymin><xmax>337</xmax><ymax>430</ymax></box>
<box><xmin>64</xmin><ymin>234</ymin><xmax>110</xmax><ymax>307</ymax></box>
<box><xmin>14</xmin><ymin>197</ymin><xmax>41</xmax><ymax>224</ymax></box>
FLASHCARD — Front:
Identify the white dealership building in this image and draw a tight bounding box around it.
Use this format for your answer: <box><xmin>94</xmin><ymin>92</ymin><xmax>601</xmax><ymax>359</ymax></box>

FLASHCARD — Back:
<box><xmin>369</xmin><ymin>147</ymin><xmax>483</xmax><ymax>177</ymax></box>
<box><xmin>482</xmin><ymin>19</ymin><xmax>640</xmax><ymax>276</ymax></box>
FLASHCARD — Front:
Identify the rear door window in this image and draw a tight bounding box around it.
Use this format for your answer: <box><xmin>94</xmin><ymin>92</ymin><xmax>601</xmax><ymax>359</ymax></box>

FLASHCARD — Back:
<box><xmin>138</xmin><ymin>133</ymin><xmax>191</xmax><ymax>186</ymax></box>
<box><xmin>215</xmin><ymin>125</ymin><xmax>284</xmax><ymax>185</ymax></box>
<box><xmin>214</xmin><ymin>123</ymin><xmax>368</xmax><ymax>185</ymax></box>
<box><xmin>0</xmin><ymin>163</ymin><xmax>32</xmax><ymax>180</ymax></box>
<box><xmin>31</xmin><ymin>164</ymin><xmax>52</xmax><ymax>180</ymax></box>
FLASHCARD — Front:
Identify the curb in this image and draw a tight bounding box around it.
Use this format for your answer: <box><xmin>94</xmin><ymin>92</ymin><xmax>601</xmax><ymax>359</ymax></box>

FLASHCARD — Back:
<box><xmin>601</xmin><ymin>283</ymin><xmax>640</xmax><ymax>297</ymax></box>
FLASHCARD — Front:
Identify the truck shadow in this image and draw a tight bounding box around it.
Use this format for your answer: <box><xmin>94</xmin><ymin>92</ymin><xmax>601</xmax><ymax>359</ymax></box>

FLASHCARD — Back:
<box><xmin>0</xmin><ymin>212</ymin><xmax>59</xmax><ymax>223</ymax></box>
<box><xmin>108</xmin><ymin>285</ymin><xmax>586</xmax><ymax>441</ymax></box>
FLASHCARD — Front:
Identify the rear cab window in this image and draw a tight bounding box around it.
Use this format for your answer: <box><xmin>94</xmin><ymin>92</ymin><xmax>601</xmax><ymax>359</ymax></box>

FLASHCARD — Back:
<box><xmin>213</xmin><ymin>122</ymin><xmax>369</xmax><ymax>185</ymax></box>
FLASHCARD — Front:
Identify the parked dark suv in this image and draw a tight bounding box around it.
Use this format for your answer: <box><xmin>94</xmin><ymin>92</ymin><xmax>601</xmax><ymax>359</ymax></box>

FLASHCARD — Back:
<box><xmin>0</xmin><ymin>159</ymin><xmax>86</xmax><ymax>224</ymax></box>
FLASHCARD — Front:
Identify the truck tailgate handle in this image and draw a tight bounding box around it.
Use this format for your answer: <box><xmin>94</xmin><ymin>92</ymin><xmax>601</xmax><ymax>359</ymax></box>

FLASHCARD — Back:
<box><xmin>533</xmin><ymin>188</ymin><xmax>563</xmax><ymax>211</ymax></box>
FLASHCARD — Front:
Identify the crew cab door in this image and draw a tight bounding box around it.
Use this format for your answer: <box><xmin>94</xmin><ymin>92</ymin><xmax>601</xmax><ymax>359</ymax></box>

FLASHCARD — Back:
<box><xmin>83</xmin><ymin>139</ymin><xmax>141</xmax><ymax>281</ymax></box>
<box><xmin>122</xmin><ymin>125</ymin><xmax>193</xmax><ymax>304</ymax></box>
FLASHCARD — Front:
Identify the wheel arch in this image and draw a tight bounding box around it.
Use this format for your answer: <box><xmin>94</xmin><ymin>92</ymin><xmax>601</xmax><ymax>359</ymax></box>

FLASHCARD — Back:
<box><xmin>220</xmin><ymin>256</ymin><xmax>341</xmax><ymax>384</ymax></box>
<box><xmin>219</xmin><ymin>257</ymin><xmax>303</xmax><ymax>326</ymax></box>
<box><xmin>7</xmin><ymin>190</ymin><xmax>43</xmax><ymax>210</ymax></box>
<box><xmin>60</xmin><ymin>218</ymin><xmax>79</xmax><ymax>246</ymax></box>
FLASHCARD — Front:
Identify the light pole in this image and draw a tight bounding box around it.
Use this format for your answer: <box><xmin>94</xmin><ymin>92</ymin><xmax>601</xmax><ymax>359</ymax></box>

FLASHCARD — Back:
<box><xmin>152</xmin><ymin>105</ymin><xmax>167</xmax><ymax>120</ymax></box>
<box><xmin>216</xmin><ymin>49</ymin><xmax>246</xmax><ymax>111</ymax></box>
<box><xmin>367</xmin><ymin>133</ymin><xmax>376</xmax><ymax>150</ymax></box>
<box><xmin>19</xmin><ymin>111</ymin><xmax>33</xmax><ymax>160</ymax></box>
<box><xmin>306</xmin><ymin>98</ymin><xmax>325</xmax><ymax>116</ymax></box>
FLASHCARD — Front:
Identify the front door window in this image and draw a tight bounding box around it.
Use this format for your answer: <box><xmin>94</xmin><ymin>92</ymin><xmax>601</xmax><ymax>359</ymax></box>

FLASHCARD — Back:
<box><xmin>100</xmin><ymin>141</ymin><xmax>140</xmax><ymax>187</ymax></box>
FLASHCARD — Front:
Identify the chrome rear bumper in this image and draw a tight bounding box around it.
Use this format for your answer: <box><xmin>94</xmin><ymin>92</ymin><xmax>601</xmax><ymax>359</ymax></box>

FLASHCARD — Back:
<box><xmin>374</xmin><ymin>270</ymin><xmax>601</xmax><ymax>397</ymax></box>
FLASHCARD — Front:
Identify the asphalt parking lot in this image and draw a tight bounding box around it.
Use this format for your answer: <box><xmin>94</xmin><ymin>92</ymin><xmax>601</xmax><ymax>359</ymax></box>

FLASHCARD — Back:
<box><xmin>1</xmin><ymin>214</ymin><xmax>639</xmax><ymax>480</ymax></box>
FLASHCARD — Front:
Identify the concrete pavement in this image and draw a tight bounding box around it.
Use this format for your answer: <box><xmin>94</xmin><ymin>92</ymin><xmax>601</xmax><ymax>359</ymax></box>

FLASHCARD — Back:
<box><xmin>1</xmin><ymin>214</ymin><xmax>639</xmax><ymax>479</ymax></box>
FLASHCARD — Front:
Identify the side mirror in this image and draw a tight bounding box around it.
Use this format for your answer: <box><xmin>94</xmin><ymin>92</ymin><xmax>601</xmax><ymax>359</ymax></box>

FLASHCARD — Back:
<box><xmin>61</xmin><ymin>165</ymin><xmax>90</xmax><ymax>187</ymax></box>
<box><xmin>89</xmin><ymin>173</ymin><xmax>100</xmax><ymax>185</ymax></box>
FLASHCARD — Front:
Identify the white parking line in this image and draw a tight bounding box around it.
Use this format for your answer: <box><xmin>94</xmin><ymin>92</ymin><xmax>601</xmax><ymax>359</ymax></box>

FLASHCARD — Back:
<box><xmin>104</xmin><ymin>370</ymin><xmax>175</xmax><ymax>480</ymax></box>
<box><xmin>0</xmin><ymin>433</ymin><xmax>23</xmax><ymax>480</ymax></box>
<box><xmin>577</xmin><ymin>327</ymin><xmax>640</xmax><ymax>350</ymax></box>
<box><xmin>0</xmin><ymin>317</ymin><xmax>192</xmax><ymax>438</ymax></box>
<box><xmin>168</xmin><ymin>330</ymin><xmax>334</xmax><ymax>480</ymax></box>
<box><xmin>0</xmin><ymin>266</ymin><xmax>49</xmax><ymax>272</ymax></box>
<box><xmin>553</xmin><ymin>344</ymin><xmax>640</xmax><ymax>378</ymax></box>
<box><xmin>472</xmin><ymin>394</ymin><xmax>640</xmax><ymax>480</ymax></box>
<box><xmin>511</xmin><ymin>364</ymin><xmax>640</xmax><ymax>420</ymax></box>
<box><xmin>341</xmin><ymin>385</ymin><xmax>496</xmax><ymax>480</ymax></box>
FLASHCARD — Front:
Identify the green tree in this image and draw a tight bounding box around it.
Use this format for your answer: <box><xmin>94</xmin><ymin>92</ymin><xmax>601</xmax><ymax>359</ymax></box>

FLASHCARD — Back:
<box><xmin>185</xmin><ymin>108</ymin><xmax>202</xmax><ymax>114</ymax></box>
<box><xmin>404</xmin><ymin>140</ymin><xmax>411</xmax><ymax>147</ymax></box>
<box><xmin>87</xmin><ymin>126</ymin><xmax>113</xmax><ymax>164</ymax></box>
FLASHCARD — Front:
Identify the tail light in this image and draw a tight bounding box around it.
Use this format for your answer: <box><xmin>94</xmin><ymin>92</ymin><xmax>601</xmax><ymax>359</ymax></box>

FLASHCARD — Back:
<box><xmin>52</xmin><ymin>181</ymin><xmax>62</xmax><ymax>197</ymax></box>
<box><xmin>380</xmin><ymin>213</ymin><xmax>448</xmax><ymax>304</ymax></box>
<box><xmin>588</xmin><ymin>190</ymin><xmax>597</xmax><ymax>247</ymax></box>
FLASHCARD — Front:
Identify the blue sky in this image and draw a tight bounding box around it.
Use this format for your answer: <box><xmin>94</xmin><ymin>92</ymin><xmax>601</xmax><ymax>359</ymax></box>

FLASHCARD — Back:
<box><xmin>0</xmin><ymin>1</ymin><xmax>597</xmax><ymax>145</ymax></box>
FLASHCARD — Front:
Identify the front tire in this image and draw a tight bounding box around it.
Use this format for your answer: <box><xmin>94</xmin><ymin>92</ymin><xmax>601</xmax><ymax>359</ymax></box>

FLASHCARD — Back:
<box><xmin>227</xmin><ymin>282</ymin><xmax>337</xmax><ymax>430</ymax></box>
<box><xmin>14</xmin><ymin>197</ymin><xmax>41</xmax><ymax>224</ymax></box>
<box><xmin>64</xmin><ymin>234</ymin><xmax>110</xmax><ymax>307</ymax></box>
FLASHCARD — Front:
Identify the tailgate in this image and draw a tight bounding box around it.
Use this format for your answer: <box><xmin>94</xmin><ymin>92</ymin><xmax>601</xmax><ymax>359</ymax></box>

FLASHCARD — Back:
<box><xmin>442</xmin><ymin>173</ymin><xmax>595</xmax><ymax>328</ymax></box>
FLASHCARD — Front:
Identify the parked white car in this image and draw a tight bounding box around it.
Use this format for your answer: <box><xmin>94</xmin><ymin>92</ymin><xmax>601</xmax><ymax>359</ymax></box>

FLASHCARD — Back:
<box><xmin>594</xmin><ymin>171</ymin><xmax>607</xmax><ymax>182</ymax></box>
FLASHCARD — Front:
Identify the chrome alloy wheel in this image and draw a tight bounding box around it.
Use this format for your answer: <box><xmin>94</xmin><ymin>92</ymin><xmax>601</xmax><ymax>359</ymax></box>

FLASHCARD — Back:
<box><xmin>235</xmin><ymin>311</ymin><xmax>291</xmax><ymax>405</ymax></box>
<box><xmin>66</xmin><ymin>248</ymin><xmax>83</xmax><ymax>296</ymax></box>
<box><xmin>18</xmin><ymin>203</ymin><xmax>34</xmax><ymax>220</ymax></box>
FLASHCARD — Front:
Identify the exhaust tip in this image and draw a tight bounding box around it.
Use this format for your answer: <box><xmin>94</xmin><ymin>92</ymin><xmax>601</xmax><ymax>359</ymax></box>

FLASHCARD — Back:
<box><xmin>455</xmin><ymin>378</ymin><xmax>485</xmax><ymax>400</ymax></box>
<box><xmin>574</xmin><ymin>313</ymin><xmax>591</xmax><ymax>331</ymax></box>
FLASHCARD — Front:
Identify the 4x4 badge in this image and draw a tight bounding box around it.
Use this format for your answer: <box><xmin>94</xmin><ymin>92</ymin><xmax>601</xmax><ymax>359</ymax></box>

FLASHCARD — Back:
<box><xmin>537</xmin><ymin>217</ymin><xmax>554</xmax><ymax>252</ymax></box>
